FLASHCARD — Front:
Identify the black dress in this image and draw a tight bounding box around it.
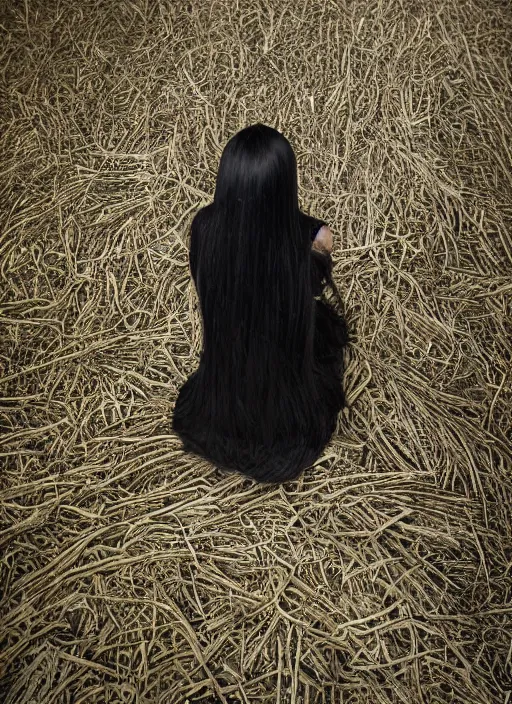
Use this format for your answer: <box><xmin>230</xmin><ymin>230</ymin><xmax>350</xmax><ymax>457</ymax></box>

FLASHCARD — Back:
<box><xmin>173</xmin><ymin>209</ymin><xmax>349</xmax><ymax>482</ymax></box>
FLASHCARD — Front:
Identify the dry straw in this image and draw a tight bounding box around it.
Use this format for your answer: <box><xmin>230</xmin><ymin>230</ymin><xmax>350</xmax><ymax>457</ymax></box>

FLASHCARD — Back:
<box><xmin>1</xmin><ymin>0</ymin><xmax>511</xmax><ymax>702</ymax></box>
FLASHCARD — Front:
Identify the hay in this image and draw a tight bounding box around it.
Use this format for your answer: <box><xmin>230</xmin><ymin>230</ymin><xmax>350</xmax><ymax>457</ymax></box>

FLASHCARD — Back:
<box><xmin>1</xmin><ymin>0</ymin><xmax>511</xmax><ymax>702</ymax></box>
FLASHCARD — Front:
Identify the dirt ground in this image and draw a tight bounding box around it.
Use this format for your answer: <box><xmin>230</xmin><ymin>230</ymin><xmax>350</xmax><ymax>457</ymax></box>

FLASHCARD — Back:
<box><xmin>1</xmin><ymin>1</ymin><xmax>511</xmax><ymax>702</ymax></box>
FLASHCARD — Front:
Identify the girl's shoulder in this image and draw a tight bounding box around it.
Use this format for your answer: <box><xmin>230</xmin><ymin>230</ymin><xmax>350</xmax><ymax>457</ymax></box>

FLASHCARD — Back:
<box><xmin>195</xmin><ymin>203</ymin><xmax>213</xmax><ymax>222</ymax></box>
<box><xmin>190</xmin><ymin>203</ymin><xmax>209</xmax><ymax>233</ymax></box>
<box><xmin>299</xmin><ymin>210</ymin><xmax>328</xmax><ymax>241</ymax></box>
<box><xmin>191</xmin><ymin>203</ymin><xmax>214</xmax><ymax>240</ymax></box>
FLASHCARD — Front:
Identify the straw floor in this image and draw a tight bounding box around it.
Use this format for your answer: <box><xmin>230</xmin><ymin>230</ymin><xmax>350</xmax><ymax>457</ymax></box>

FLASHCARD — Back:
<box><xmin>1</xmin><ymin>0</ymin><xmax>511</xmax><ymax>702</ymax></box>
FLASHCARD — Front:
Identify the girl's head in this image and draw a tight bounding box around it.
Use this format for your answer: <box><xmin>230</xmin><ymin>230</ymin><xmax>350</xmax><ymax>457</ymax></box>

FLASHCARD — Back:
<box><xmin>214</xmin><ymin>123</ymin><xmax>298</xmax><ymax>215</ymax></box>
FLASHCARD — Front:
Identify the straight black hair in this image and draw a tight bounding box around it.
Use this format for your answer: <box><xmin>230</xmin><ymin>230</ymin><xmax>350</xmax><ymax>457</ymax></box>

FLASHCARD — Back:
<box><xmin>173</xmin><ymin>123</ymin><xmax>347</xmax><ymax>482</ymax></box>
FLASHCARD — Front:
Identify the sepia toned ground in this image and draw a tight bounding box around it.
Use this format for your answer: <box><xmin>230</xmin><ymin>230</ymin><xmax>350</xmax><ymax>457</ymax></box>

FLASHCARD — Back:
<box><xmin>1</xmin><ymin>0</ymin><xmax>511</xmax><ymax>702</ymax></box>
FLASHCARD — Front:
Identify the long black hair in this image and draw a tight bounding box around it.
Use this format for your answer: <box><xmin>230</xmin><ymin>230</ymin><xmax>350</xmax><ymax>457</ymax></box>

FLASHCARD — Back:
<box><xmin>173</xmin><ymin>123</ymin><xmax>347</xmax><ymax>483</ymax></box>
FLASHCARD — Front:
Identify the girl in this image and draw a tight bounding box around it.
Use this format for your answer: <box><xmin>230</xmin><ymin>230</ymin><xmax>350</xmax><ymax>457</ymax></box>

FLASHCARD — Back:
<box><xmin>173</xmin><ymin>123</ymin><xmax>349</xmax><ymax>483</ymax></box>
